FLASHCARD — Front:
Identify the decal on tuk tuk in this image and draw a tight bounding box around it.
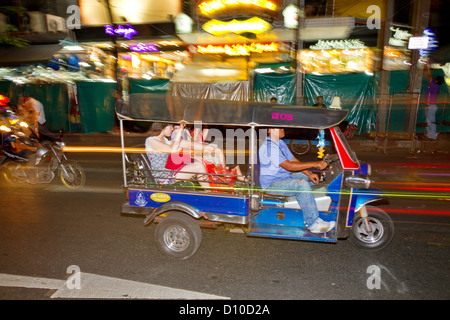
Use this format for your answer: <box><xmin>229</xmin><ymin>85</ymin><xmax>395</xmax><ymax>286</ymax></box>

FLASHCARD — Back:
<box><xmin>130</xmin><ymin>190</ymin><xmax>171</xmax><ymax>207</ymax></box>
<box><xmin>150</xmin><ymin>192</ymin><xmax>171</xmax><ymax>203</ymax></box>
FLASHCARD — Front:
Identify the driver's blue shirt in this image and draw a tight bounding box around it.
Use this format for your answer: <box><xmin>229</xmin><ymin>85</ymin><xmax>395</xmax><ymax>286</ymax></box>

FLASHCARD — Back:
<box><xmin>258</xmin><ymin>137</ymin><xmax>294</xmax><ymax>190</ymax></box>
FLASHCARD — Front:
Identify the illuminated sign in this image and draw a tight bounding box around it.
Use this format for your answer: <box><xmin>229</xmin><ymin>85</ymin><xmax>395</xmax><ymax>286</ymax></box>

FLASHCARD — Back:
<box><xmin>188</xmin><ymin>42</ymin><xmax>288</xmax><ymax>56</ymax></box>
<box><xmin>105</xmin><ymin>24</ymin><xmax>138</xmax><ymax>40</ymax></box>
<box><xmin>129</xmin><ymin>43</ymin><xmax>159</xmax><ymax>53</ymax></box>
<box><xmin>408</xmin><ymin>37</ymin><xmax>429</xmax><ymax>50</ymax></box>
<box><xmin>202</xmin><ymin>17</ymin><xmax>272</xmax><ymax>36</ymax></box>
<box><xmin>419</xmin><ymin>28</ymin><xmax>438</xmax><ymax>57</ymax></box>
<box><xmin>198</xmin><ymin>0</ymin><xmax>277</xmax><ymax>16</ymax></box>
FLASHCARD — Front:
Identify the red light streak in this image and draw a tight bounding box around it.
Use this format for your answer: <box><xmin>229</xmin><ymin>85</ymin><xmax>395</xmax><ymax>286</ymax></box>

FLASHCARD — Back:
<box><xmin>375</xmin><ymin>162</ymin><xmax>450</xmax><ymax>169</ymax></box>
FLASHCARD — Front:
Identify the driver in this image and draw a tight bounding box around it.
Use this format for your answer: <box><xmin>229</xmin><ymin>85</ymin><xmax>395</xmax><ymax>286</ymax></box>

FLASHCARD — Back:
<box><xmin>258</xmin><ymin>127</ymin><xmax>335</xmax><ymax>233</ymax></box>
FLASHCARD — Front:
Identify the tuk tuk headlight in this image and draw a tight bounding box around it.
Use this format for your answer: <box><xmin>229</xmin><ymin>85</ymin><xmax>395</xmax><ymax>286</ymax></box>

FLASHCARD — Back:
<box><xmin>345</xmin><ymin>174</ymin><xmax>372</xmax><ymax>189</ymax></box>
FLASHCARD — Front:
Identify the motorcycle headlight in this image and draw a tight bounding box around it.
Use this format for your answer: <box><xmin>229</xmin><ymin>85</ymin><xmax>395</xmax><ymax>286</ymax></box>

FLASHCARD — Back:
<box><xmin>0</xmin><ymin>125</ymin><xmax>11</xmax><ymax>132</ymax></box>
<box><xmin>345</xmin><ymin>174</ymin><xmax>372</xmax><ymax>189</ymax></box>
<box><xmin>56</xmin><ymin>141</ymin><xmax>65</xmax><ymax>148</ymax></box>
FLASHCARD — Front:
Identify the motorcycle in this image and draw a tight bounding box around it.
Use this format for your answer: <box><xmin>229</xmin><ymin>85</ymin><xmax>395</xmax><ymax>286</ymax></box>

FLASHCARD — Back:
<box><xmin>0</xmin><ymin>118</ymin><xmax>85</xmax><ymax>189</ymax></box>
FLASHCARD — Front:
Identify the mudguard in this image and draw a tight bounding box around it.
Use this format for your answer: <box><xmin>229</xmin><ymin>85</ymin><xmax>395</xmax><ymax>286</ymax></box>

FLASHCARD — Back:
<box><xmin>143</xmin><ymin>201</ymin><xmax>202</xmax><ymax>226</ymax></box>
<box><xmin>354</xmin><ymin>188</ymin><xmax>385</xmax><ymax>213</ymax></box>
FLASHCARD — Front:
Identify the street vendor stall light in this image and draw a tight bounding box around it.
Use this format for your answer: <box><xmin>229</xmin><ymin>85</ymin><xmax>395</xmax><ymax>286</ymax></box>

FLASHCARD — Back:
<box><xmin>255</xmin><ymin>68</ymin><xmax>274</xmax><ymax>73</ymax></box>
<box><xmin>63</xmin><ymin>45</ymin><xmax>84</xmax><ymax>51</ymax></box>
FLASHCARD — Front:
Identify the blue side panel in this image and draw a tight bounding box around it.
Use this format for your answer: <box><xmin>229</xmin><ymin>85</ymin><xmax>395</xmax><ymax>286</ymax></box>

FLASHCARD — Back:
<box><xmin>327</xmin><ymin>173</ymin><xmax>343</xmax><ymax>203</ymax></box>
<box><xmin>355</xmin><ymin>162</ymin><xmax>369</xmax><ymax>175</ymax></box>
<box><xmin>249</xmin><ymin>207</ymin><xmax>337</xmax><ymax>242</ymax></box>
<box><xmin>128</xmin><ymin>188</ymin><xmax>248</xmax><ymax>216</ymax></box>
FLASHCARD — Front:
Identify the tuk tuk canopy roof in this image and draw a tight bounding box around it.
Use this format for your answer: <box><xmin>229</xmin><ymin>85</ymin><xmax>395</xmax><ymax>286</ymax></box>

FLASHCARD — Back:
<box><xmin>117</xmin><ymin>93</ymin><xmax>348</xmax><ymax>129</ymax></box>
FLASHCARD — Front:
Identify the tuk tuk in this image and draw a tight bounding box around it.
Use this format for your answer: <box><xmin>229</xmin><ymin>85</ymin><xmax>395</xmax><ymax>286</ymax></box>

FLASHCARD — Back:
<box><xmin>118</xmin><ymin>93</ymin><xmax>394</xmax><ymax>259</ymax></box>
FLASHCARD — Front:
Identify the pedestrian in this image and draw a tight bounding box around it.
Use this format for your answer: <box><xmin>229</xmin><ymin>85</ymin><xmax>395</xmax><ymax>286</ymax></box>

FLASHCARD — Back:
<box><xmin>258</xmin><ymin>127</ymin><xmax>335</xmax><ymax>233</ymax></box>
<box><xmin>424</xmin><ymin>64</ymin><xmax>445</xmax><ymax>140</ymax></box>
<box><xmin>312</xmin><ymin>95</ymin><xmax>326</xmax><ymax>108</ymax></box>
<box><xmin>270</xmin><ymin>97</ymin><xmax>277</xmax><ymax>103</ymax></box>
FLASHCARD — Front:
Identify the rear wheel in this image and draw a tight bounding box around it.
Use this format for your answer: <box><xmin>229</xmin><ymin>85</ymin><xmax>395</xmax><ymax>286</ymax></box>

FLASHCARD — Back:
<box><xmin>348</xmin><ymin>206</ymin><xmax>394</xmax><ymax>251</ymax></box>
<box><xmin>60</xmin><ymin>161</ymin><xmax>85</xmax><ymax>189</ymax></box>
<box><xmin>155</xmin><ymin>211</ymin><xmax>202</xmax><ymax>259</ymax></box>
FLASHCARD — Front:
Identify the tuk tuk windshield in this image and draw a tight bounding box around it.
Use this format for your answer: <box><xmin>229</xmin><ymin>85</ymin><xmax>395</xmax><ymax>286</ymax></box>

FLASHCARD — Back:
<box><xmin>331</xmin><ymin>126</ymin><xmax>358</xmax><ymax>164</ymax></box>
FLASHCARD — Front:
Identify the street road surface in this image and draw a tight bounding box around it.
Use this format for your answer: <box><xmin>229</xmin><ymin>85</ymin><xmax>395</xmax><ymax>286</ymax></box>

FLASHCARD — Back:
<box><xmin>0</xmin><ymin>149</ymin><xmax>448</xmax><ymax>302</ymax></box>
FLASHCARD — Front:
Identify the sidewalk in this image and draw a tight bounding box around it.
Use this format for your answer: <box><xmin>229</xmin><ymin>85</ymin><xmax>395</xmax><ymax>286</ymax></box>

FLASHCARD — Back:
<box><xmin>62</xmin><ymin>131</ymin><xmax>450</xmax><ymax>155</ymax></box>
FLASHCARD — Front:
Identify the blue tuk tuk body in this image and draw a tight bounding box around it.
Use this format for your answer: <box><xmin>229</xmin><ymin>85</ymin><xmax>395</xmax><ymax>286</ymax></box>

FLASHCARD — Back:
<box><xmin>118</xmin><ymin>95</ymin><xmax>394</xmax><ymax>259</ymax></box>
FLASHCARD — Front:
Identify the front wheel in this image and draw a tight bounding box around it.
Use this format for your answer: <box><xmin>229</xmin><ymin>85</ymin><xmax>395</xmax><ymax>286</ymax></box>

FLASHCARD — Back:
<box><xmin>155</xmin><ymin>211</ymin><xmax>202</xmax><ymax>259</ymax></box>
<box><xmin>60</xmin><ymin>161</ymin><xmax>86</xmax><ymax>189</ymax></box>
<box><xmin>348</xmin><ymin>206</ymin><xmax>394</xmax><ymax>251</ymax></box>
<box><xmin>1</xmin><ymin>161</ymin><xmax>21</xmax><ymax>184</ymax></box>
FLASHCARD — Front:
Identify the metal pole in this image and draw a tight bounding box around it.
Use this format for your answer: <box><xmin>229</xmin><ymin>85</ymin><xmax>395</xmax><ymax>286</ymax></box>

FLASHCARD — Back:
<box><xmin>249</xmin><ymin>125</ymin><xmax>256</xmax><ymax>190</ymax></box>
<box><xmin>377</xmin><ymin>0</ymin><xmax>393</xmax><ymax>135</ymax></box>
<box><xmin>120</xmin><ymin>118</ymin><xmax>127</xmax><ymax>187</ymax></box>
<box><xmin>104</xmin><ymin>0</ymin><xmax>120</xmax><ymax>91</ymax></box>
<box><xmin>295</xmin><ymin>0</ymin><xmax>305</xmax><ymax>105</ymax></box>
<box><xmin>406</xmin><ymin>0</ymin><xmax>430</xmax><ymax>134</ymax></box>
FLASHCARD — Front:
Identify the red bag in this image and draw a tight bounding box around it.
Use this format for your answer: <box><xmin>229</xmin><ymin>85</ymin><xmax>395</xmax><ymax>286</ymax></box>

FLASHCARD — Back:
<box><xmin>165</xmin><ymin>150</ymin><xmax>192</xmax><ymax>170</ymax></box>
<box><xmin>203</xmin><ymin>160</ymin><xmax>237</xmax><ymax>189</ymax></box>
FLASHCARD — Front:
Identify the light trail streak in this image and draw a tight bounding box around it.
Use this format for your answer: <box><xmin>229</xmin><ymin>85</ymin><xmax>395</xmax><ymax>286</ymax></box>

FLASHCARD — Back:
<box><xmin>374</xmin><ymin>162</ymin><xmax>450</xmax><ymax>169</ymax></box>
<box><xmin>377</xmin><ymin>172</ymin><xmax>450</xmax><ymax>177</ymax></box>
<box><xmin>382</xmin><ymin>208</ymin><xmax>450</xmax><ymax>216</ymax></box>
<box><xmin>63</xmin><ymin>146</ymin><xmax>139</xmax><ymax>153</ymax></box>
<box><xmin>63</xmin><ymin>146</ymin><xmax>249</xmax><ymax>155</ymax></box>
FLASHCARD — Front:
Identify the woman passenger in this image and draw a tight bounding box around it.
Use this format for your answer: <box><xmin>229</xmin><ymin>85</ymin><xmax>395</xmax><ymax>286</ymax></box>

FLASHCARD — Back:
<box><xmin>145</xmin><ymin>122</ymin><xmax>210</xmax><ymax>188</ymax></box>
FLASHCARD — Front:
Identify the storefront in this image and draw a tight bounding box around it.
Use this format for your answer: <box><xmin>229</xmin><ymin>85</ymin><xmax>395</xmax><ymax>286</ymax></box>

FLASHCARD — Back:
<box><xmin>72</xmin><ymin>22</ymin><xmax>183</xmax><ymax>81</ymax></box>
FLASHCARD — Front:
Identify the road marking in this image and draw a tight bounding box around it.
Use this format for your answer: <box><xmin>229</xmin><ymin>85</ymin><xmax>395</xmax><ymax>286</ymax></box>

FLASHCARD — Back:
<box><xmin>0</xmin><ymin>273</ymin><xmax>229</xmax><ymax>299</ymax></box>
<box><xmin>0</xmin><ymin>273</ymin><xmax>64</xmax><ymax>290</ymax></box>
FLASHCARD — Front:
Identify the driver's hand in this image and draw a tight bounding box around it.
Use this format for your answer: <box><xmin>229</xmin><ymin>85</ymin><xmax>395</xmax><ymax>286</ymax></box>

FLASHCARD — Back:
<box><xmin>308</xmin><ymin>173</ymin><xmax>320</xmax><ymax>184</ymax></box>
<box><xmin>316</xmin><ymin>160</ymin><xmax>328</xmax><ymax>170</ymax></box>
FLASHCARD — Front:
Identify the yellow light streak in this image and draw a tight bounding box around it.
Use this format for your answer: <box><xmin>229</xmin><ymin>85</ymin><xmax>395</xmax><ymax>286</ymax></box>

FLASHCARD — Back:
<box><xmin>199</xmin><ymin>0</ymin><xmax>277</xmax><ymax>16</ymax></box>
<box><xmin>202</xmin><ymin>17</ymin><xmax>272</xmax><ymax>36</ymax></box>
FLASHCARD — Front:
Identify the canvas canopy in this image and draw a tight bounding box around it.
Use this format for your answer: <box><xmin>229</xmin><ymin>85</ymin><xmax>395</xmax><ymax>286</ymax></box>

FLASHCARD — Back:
<box><xmin>116</xmin><ymin>93</ymin><xmax>348</xmax><ymax>129</ymax></box>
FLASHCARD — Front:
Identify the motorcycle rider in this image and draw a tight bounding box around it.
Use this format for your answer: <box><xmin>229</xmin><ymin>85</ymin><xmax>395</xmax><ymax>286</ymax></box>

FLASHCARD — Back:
<box><xmin>3</xmin><ymin>101</ymin><xmax>45</xmax><ymax>183</ymax></box>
